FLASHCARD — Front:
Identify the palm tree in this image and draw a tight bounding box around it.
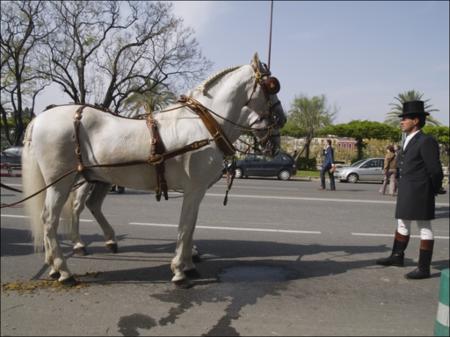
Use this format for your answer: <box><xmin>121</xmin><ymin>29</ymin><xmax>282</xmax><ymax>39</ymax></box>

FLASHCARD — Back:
<box><xmin>122</xmin><ymin>82</ymin><xmax>176</xmax><ymax>117</ymax></box>
<box><xmin>385</xmin><ymin>90</ymin><xmax>441</xmax><ymax>127</ymax></box>
<box><xmin>288</xmin><ymin>94</ymin><xmax>336</xmax><ymax>159</ymax></box>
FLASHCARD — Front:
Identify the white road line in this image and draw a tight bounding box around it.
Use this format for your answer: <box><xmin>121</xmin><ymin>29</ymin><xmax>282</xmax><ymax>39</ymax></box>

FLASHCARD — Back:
<box><xmin>207</xmin><ymin>193</ymin><xmax>397</xmax><ymax>204</ymax></box>
<box><xmin>3</xmin><ymin>183</ymin><xmax>449</xmax><ymax>207</ymax></box>
<box><xmin>4</xmin><ymin>214</ymin><xmax>448</xmax><ymax>239</ymax></box>
<box><xmin>1</xmin><ymin>214</ymin><xmax>93</xmax><ymax>222</ymax></box>
<box><xmin>205</xmin><ymin>193</ymin><xmax>450</xmax><ymax>206</ymax></box>
<box><xmin>352</xmin><ymin>232</ymin><xmax>449</xmax><ymax>239</ymax></box>
<box><xmin>130</xmin><ymin>222</ymin><xmax>321</xmax><ymax>235</ymax></box>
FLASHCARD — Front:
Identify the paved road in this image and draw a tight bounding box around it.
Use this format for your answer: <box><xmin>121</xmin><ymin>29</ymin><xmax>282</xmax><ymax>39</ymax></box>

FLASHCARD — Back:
<box><xmin>1</xmin><ymin>176</ymin><xmax>449</xmax><ymax>336</ymax></box>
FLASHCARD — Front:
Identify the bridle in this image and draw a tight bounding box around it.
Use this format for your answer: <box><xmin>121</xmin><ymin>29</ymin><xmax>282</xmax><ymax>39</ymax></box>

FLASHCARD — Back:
<box><xmin>192</xmin><ymin>62</ymin><xmax>283</xmax><ymax>153</ymax></box>
<box><xmin>243</xmin><ymin>62</ymin><xmax>283</xmax><ymax>153</ymax></box>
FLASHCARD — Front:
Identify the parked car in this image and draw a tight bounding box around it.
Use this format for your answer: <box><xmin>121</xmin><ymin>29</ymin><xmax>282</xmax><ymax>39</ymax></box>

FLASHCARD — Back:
<box><xmin>1</xmin><ymin>146</ymin><xmax>23</xmax><ymax>166</ymax></box>
<box><xmin>335</xmin><ymin>157</ymin><xmax>385</xmax><ymax>183</ymax></box>
<box><xmin>234</xmin><ymin>152</ymin><xmax>297</xmax><ymax>180</ymax></box>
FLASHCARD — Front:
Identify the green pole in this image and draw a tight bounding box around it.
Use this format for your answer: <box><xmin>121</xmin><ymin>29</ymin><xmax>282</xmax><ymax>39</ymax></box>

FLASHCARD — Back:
<box><xmin>435</xmin><ymin>268</ymin><xmax>449</xmax><ymax>336</ymax></box>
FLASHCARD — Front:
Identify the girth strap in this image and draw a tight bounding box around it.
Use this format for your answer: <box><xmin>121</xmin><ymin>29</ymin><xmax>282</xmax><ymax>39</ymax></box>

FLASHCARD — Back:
<box><xmin>146</xmin><ymin>112</ymin><xmax>168</xmax><ymax>201</ymax></box>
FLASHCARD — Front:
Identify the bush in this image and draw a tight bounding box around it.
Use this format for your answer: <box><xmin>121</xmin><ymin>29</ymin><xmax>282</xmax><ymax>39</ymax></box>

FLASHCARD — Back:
<box><xmin>296</xmin><ymin>157</ymin><xmax>317</xmax><ymax>170</ymax></box>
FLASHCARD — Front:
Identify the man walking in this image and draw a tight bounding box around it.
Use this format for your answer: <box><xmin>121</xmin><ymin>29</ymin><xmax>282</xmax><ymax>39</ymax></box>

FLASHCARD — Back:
<box><xmin>319</xmin><ymin>139</ymin><xmax>336</xmax><ymax>191</ymax></box>
<box><xmin>376</xmin><ymin>100</ymin><xmax>443</xmax><ymax>279</ymax></box>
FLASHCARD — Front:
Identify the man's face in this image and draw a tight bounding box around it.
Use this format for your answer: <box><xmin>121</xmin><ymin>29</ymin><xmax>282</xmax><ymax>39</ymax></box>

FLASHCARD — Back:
<box><xmin>400</xmin><ymin>116</ymin><xmax>419</xmax><ymax>133</ymax></box>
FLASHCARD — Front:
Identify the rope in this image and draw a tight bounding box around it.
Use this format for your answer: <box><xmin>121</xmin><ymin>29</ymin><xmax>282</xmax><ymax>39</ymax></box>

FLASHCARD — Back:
<box><xmin>0</xmin><ymin>168</ymin><xmax>77</xmax><ymax>209</ymax></box>
<box><xmin>0</xmin><ymin>182</ymin><xmax>22</xmax><ymax>193</ymax></box>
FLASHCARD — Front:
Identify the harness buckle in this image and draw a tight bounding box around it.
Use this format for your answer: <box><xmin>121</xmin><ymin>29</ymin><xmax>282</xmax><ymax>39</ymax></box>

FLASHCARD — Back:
<box><xmin>148</xmin><ymin>154</ymin><xmax>164</xmax><ymax>165</ymax></box>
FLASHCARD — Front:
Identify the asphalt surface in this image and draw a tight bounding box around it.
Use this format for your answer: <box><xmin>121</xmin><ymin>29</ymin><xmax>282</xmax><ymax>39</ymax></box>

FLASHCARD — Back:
<box><xmin>1</xmin><ymin>175</ymin><xmax>449</xmax><ymax>336</ymax></box>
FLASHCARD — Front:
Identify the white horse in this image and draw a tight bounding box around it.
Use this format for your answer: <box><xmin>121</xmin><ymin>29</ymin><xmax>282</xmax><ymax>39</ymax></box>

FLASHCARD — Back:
<box><xmin>22</xmin><ymin>53</ymin><xmax>286</xmax><ymax>287</ymax></box>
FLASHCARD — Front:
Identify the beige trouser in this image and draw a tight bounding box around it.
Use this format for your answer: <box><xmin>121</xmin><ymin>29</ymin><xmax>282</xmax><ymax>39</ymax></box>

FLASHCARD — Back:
<box><xmin>380</xmin><ymin>169</ymin><xmax>397</xmax><ymax>195</ymax></box>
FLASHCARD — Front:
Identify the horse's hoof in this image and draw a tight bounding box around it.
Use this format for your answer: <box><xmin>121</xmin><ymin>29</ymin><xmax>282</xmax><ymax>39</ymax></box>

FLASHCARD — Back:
<box><xmin>173</xmin><ymin>279</ymin><xmax>193</xmax><ymax>289</ymax></box>
<box><xmin>49</xmin><ymin>271</ymin><xmax>61</xmax><ymax>280</ymax></box>
<box><xmin>73</xmin><ymin>247</ymin><xmax>88</xmax><ymax>256</ymax></box>
<box><xmin>59</xmin><ymin>276</ymin><xmax>78</xmax><ymax>287</ymax></box>
<box><xmin>192</xmin><ymin>254</ymin><xmax>202</xmax><ymax>263</ymax></box>
<box><xmin>184</xmin><ymin>269</ymin><xmax>201</xmax><ymax>279</ymax></box>
<box><xmin>106</xmin><ymin>243</ymin><xmax>118</xmax><ymax>253</ymax></box>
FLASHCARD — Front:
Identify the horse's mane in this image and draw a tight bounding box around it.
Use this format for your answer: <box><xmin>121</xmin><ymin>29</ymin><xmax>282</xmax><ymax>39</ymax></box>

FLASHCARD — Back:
<box><xmin>199</xmin><ymin>66</ymin><xmax>242</xmax><ymax>95</ymax></box>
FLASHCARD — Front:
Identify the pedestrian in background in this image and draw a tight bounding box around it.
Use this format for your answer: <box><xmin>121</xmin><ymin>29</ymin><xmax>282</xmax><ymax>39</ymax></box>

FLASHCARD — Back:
<box><xmin>379</xmin><ymin>144</ymin><xmax>397</xmax><ymax>196</ymax></box>
<box><xmin>319</xmin><ymin>139</ymin><xmax>336</xmax><ymax>191</ymax></box>
<box><xmin>376</xmin><ymin>100</ymin><xmax>443</xmax><ymax>279</ymax></box>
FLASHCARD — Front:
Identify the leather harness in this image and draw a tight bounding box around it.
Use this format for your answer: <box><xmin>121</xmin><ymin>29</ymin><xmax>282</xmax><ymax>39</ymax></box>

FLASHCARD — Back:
<box><xmin>72</xmin><ymin>96</ymin><xmax>236</xmax><ymax>201</ymax></box>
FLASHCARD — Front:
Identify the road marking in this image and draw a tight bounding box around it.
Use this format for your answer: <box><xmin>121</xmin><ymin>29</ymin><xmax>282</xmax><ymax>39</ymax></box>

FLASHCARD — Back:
<box><xmin>130</xmin><ymin>222</ymin><xmax>322</xmax><ymax>235</ymax></box>
<box><xmin>352</xmin><ymin>232</ymin><xmax>449</xmax><ymax>239</ymax></box>
<box><xmin>4</xmin><ymin>214</ymin><xmax>448</xmax><ymax>239</ymax></box>
<box><xmin>1</xmin><ymin>214</ymin><xmax>93</xmax><ymax>222</ymax></box>
<box><xmin>3</xmin><ymin>183</ymin><xmax>449</xmax><ymax>207</ymax></box>
<box><xmin>205</xmin><ymin>193</ymin><xmax>450</xmax><ymax>206</ymax></box>
<box><xmin>207</xmin><ymin>193</ymin><xmax>394</xmax><ymax>204</ymax></box>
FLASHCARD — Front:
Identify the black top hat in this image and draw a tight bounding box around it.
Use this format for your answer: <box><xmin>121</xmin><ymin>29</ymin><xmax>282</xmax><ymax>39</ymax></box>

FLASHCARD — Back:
<box><xmin>398</xmin><ymin>100</ymin><xmax>430</xmax><ymax>118</ymax></box>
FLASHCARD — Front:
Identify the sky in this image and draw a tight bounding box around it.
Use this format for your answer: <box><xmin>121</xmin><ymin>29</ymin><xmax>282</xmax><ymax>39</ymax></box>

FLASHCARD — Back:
<box><xmin>172</xmin><ymin>0</ymin><xmax>449</xmax><ymax>125</ymax></box>
<box><xmin>36</xmin><ymin>1</ymin><xmax>449</xmax><ymax>126</ymax></box>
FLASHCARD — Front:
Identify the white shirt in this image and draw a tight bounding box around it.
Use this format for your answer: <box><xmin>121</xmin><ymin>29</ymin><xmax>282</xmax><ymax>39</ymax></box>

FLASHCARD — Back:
<box><xmin>403</xmin><ymin>130</ymin><xmax>420</xmax><ymax>150</ymax></box>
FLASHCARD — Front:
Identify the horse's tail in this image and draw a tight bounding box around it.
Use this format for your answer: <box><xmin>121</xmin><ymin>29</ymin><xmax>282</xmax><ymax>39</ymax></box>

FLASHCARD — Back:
<box><xmin>22</xmin><ymin>120</ymin><xmax>46</xmax><ymax>251</ymax></box>
<box><xmin>59</xmin><ymin>191</ymin><xmax>75</xmax><ymax>240</ymax></box>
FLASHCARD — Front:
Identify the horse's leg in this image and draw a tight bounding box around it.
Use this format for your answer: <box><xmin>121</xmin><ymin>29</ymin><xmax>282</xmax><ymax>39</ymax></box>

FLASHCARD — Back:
<box><xmin>85</xmin><ymin>182</ymin><xmax>118</xmax><ymax>253</ymax></box>
<box><xmin>171</xmin><ymin>187</ymin><xmax>206</xmax><ymax>284</ymax></box>
<box><xmin>71</xmin><ymin>182</ymin><xmax>92</xmax><ymax>255</ymax></box>
<box><xmin>42</xmin><ymin>184</ymin><xmax>76</xmax><ymax>284</ymax></box>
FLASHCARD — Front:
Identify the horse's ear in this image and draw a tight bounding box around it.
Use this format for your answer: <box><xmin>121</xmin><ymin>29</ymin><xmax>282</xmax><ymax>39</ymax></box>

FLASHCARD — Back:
<box><xmin>252</xmin><ymin>53</ymin><xmax>260</xmax><ymax>69</ymax></box>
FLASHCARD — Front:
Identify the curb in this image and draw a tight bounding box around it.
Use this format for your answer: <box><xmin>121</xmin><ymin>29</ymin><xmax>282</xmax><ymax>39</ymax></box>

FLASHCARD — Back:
<box><xmin>435</xmin><ymin>268</ymin><xmax>449</xmax><ymax>336</ymax></box>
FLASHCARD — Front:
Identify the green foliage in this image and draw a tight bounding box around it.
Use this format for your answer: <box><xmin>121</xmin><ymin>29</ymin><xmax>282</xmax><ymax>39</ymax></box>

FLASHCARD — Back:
<box><xmin>296</xmin><ymin>157</ymin><xmax>317</xmax><ymax>170</ymax></box>
<box><xmin>321</xmin><ymin>120</ymin><xmax>401</xmax><ymax>160</ymax></box>
<box><xmin>286</xmin><ymin>94</ymin><xmax>336</xmax><ymax>159</ymax></box>
<box><xmin>422</xmin><ymin>125</ymin><xmax>450</xmax><ymax>145</ymax></box>
<box><xmin>385</xmin><ymin>90</ymin><xmax>441</xmax><ymax>127</ymax></box>
<box><xmin>423</xmin><ymin>125</ymin><xmax>450</xmax><ymax>167</ymax></box>
<box><xmin>288</xmin><ymin>94</ymin><xmax>335</xmax><ymax>134</ymax></box>
<box><xmin>280</xmin><ymin>119</ymin><xmax>305</xmax><ymax>138</ymax></box>
<box><xmin>322</xmin><ymin>120</ymin><xmax>400</xmax><ymax>141</ymax></box>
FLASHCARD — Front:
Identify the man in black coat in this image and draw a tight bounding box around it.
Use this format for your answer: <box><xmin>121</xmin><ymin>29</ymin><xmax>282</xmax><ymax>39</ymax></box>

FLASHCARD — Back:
<box><xmin>376</xmin><ymin>100</ymin><xmax>443</xmax><ymax>279</ymax></box>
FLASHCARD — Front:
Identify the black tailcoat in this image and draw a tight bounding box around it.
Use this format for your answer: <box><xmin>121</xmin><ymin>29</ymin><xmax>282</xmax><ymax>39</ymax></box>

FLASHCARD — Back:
<box><xmin>395</xmin><ymin>131</ymin><xmax>443</xmax><ymax>220</ymax></box>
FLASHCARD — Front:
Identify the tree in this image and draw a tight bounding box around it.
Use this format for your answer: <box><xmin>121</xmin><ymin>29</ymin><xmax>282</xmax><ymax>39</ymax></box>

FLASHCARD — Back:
<box><xmin>285</xmin><ymin>94</ymin><xmax>336</xmax><ymax>159</ymax></box>
<box><xmin>423</xmin><ymin>125</ymin><xmax>449</xmax><ymax>167</ymax></box>
<box><xmin>122</xmin><ymin>80</ymin><xmax>176</xmax><ymax>117</ymax></box>
<box><xmin>0</xmin><ymin>0</ymin><xmax>52</xmax><ymax>146</ymax></box>
<box><xmin>322</xmin><ymin>120</ymin><xmax>401</xmax><ymax>160</ymax></box>
<box><xmin>385</xmin><ymin>90</ymin><xmax>441</xmax><ymax>127</ymax></box>
<box><xmin>38</xmin><ymin>1</ymin><xmax>211</xmax><ymax>113</ymax></box>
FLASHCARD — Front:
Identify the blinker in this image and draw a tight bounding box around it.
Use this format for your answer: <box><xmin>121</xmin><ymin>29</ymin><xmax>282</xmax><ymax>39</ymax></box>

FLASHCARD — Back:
<box><xmin>262</xmin><ymin>77</ymin><xmax>280</xmax><ymax>95</ymax></box>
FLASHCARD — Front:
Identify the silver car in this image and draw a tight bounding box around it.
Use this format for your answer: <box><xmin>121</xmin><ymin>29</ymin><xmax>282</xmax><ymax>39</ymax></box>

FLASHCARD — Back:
<box><xmin>335</xmin><ymin>157</ymin><xmax>385</xmax><ymax>183</ymax></box>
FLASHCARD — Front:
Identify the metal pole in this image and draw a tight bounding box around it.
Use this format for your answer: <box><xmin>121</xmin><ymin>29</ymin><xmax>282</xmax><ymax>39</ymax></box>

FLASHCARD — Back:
<box><xmin>268</xmin><ymin>0</ymin><xmax>274</xmax><ymax>69</ymax></box>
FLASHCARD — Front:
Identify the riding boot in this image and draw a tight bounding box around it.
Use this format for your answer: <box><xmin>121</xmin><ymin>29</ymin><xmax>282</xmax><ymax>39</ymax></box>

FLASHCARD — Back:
<box><xmin>376</xmin><ymin>231</ymin><xmax>410</xmax><ymax>266</ymax></box>
<box><xmin>405</xmin><ymin>240</ymin><xmax>434</xmax><ymax>279</ymax></box>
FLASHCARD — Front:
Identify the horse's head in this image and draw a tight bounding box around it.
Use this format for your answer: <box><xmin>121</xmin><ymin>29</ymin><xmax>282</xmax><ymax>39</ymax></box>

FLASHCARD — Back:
<box><xmin>244</xmin><ymin>53</ymin><xmax>286</xmax><ymax>156</ymax></box>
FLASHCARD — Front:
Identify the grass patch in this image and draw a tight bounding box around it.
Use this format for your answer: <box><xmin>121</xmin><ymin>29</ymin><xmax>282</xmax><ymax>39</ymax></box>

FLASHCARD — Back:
<box><xmin>296</xmin><ymin>170</ymin><xmax>320</xmax><ymax>178</ymax></box>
